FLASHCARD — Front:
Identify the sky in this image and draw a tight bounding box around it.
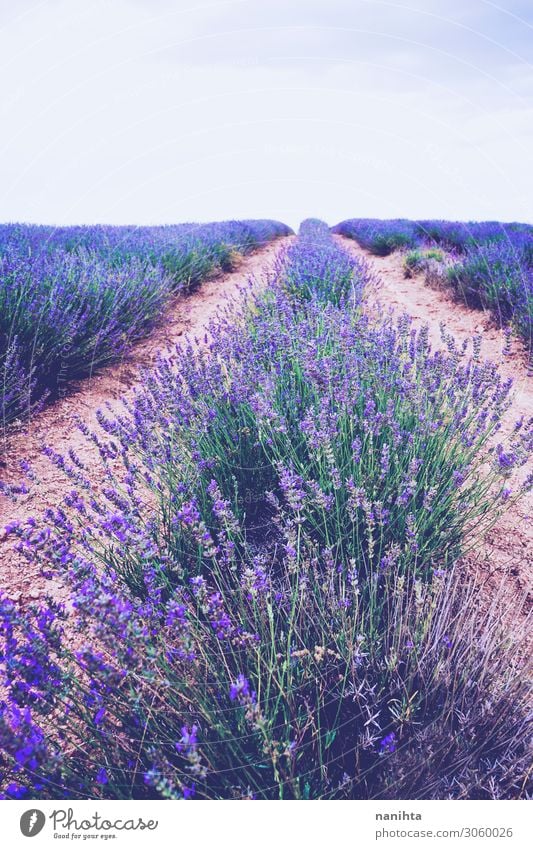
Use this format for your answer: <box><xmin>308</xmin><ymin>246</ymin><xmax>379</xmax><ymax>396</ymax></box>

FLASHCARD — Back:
<box><xmin>0</xmin><ymin>0</ymin><xmax>532</xmax><ymax>229</ymax></box>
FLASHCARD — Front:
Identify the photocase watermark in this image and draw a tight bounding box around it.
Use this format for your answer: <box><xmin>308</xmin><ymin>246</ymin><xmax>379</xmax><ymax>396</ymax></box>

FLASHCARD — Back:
<box><xmin>18</xmin><ymin>808</ymin><xmax>159</xmax><ymax>840</ymax></box>
<box><xmin>20</xmin><ymin>809</ymin><xmax>46</xmax><ymax>837</ymax></box>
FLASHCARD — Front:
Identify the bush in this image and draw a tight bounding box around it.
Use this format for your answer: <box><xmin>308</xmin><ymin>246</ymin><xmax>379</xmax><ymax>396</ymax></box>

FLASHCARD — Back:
<box><xmin>415</xmin><ymin>220</ymin><xmax>532</xmax><ymax>253</ymax></box>
<box><xmin>280</xmin><ymin>218</ymin><xmax>376</xmax><ymax>304</ymax></box>
<box><xmin>447</xmin><ymin>240</ymin><xmax>533</xmax><ymax>347</ymax></box>
<box><xmin>1</xmin><ymin>550</ymin><xmax>529</xmax><ymax>800</ymax></box>
<box><xmin>331</xmin><ymin>219</ymin><xmax>418</xmax><ymax>255</ymax></box>
<box><xmin>403</xmin><ymin>249</ymin><xmax>444</xmax><ymax>278</ymax></box>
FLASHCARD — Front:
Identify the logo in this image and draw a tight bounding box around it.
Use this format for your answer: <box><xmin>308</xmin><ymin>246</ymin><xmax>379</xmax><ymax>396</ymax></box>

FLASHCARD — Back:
<box><xmin>20</xmin><ymin>809</ymin><xmax>46</xmax><ymax>838</ymax></box>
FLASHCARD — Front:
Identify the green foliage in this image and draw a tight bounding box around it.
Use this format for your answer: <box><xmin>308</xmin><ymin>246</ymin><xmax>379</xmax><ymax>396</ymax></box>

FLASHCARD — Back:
<box><xmin>404</xmin><ymin>249</ymin><xmax>444</xmax><ymax>277</ymax></box>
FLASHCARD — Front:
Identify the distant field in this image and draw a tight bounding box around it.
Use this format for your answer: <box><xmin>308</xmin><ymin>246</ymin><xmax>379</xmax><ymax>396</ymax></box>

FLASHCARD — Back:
<box><xmin>0</xmin><ymin>220</ymin><xmax>291</xmax><ymax>425</ymax></box>
<box><xmin>333</xmin><ymin>217</ymin><xmax>533</xmax><ymax>353</ymax></box>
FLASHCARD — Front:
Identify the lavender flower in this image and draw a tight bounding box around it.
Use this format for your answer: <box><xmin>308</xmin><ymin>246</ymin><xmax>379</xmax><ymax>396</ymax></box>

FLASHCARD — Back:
<box><xmin>379</xmin><ymin>732</ymin><xmax>397</xmax><ymax>755</ymax></box>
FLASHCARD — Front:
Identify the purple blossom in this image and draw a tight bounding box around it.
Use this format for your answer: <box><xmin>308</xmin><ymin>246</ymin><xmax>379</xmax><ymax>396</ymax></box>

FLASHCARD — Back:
<box><xmin>207</xmin><ymin>592</ymin><xmax>233</xmax><ymax>639</ymax></box>
<box><xmin>229</xmin><ymin>674</ymin><xmax>252</xmax><ymax>702</ymax></box>
<box><xmin>94</xmin><ymin>708</ymin><xmax>106</xmax><ymax>726</ymax></box>
<box><xmin>96</xmin><ymin>767</ymin><xmax>108</xmax><ymax>785</ymax></box>
<box><xmin>175</xmin><ymin>724</ymin><xmax>198</xmax><ymax>755</ymax></box>
<box><xmin>379</xmin><ymin>732</ymin><xmax>397</xmax><ymax>755</ymax></box>
<box><xmin>278</xmin><ymin>466</ymin><xmax>306</xmax><ymax>512</ymax></box>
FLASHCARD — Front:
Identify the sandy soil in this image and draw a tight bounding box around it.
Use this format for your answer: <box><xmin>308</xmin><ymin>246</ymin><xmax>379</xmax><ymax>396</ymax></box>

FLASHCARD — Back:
<box><xmin>0</xmin><ymin>237</ymin><xmax>292</xmax><ymax>602</ymax></box>
<box><xmin>336</xmin><ymin>235</ymin><xmax>532</xmax><ymax>612</ymax></box>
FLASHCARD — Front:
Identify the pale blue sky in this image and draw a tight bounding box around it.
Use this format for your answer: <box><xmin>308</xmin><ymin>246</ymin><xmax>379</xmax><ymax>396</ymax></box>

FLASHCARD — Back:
<box><xmin>0</xmin><ymin>0</ymin><xmax>531</xmax><ymax>228</ymax></box>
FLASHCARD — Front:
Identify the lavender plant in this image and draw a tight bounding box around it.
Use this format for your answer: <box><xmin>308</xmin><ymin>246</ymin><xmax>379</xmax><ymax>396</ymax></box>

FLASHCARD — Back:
<box><xmin>0</xmin><ymin>339</ymin><xmax>42</xmax><ymax>427</ymax></box>
<box><xmin>414</xmin><ymin>220</ymin><xmax>532</xmax><ymax>253</ymax></box>
<box><xmin>331</xmin><ymin>219</ymin><xmax>418</xmax><ymax>255</ymax></box>
<box><xmin>0</xmin><ymin>544</ymin><xmax>529</xmax><ymax>799</ymax></box>
<box><xmin>446</xmin><ymin>240</ymin><xmax>533</xmax><ymax>350</ymax></box>
<box><xmin>280</xmin><ymin>219</ymin><xmax>376</xmax><ymax>304</ymax></box>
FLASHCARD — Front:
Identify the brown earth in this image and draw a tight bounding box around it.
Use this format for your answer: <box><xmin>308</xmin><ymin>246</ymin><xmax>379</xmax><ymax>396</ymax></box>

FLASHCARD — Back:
<box><xmin>336</xmin><ymin>235</ymin><xmax>532</xmax><ymax>615</ymax></box>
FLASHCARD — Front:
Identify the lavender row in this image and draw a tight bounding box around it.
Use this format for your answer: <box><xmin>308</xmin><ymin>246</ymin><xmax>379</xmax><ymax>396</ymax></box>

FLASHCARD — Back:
<box><xmin>332</xmin><ymin>217</ymin><xmax>532</xmax><ymax>256</ymax></box>
<box><xmin>333</xmin><ymin>217</ymin><xmax>533</xmax><ymax>353</ymax></box>
<box><xmin>0</xmin><ymin>219</ymin><xmax>291</xmax><ymax>426</ymax></box>
<box><xmin>0</xmin><ymin>220</ymin><xmax>292</xmax><ymax>275</ymax></box>
<box><xmin>0</xmin><ymin>221</ymin><xmax>531</xmax><ymax>799</ymax></box>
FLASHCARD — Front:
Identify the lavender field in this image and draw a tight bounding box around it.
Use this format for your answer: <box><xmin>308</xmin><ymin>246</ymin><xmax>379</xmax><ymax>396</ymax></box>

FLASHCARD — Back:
<box><xmin>0</xmin><ymin>220</ymin><xmax>290</xmax><ymax>426</ymax></box>
<box><xmin>0</xmin><ymin>218</ymin><xmax>531</xmax><ymax>801</ymax></box>
<box><xmin>333</xmin><ymin>218</ymin><xmax>533</xmax><ymax>352</ymax></box>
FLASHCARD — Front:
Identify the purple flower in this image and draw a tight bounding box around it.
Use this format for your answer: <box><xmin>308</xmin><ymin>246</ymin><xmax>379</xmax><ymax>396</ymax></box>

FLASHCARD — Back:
<box><xmin>94</xmin><ymin>708</ymin><xmax>106</xmax><ymax>725</ymax></box>
<box><xmin>495</xmin><ymin>445</ymin><xmax>516</xmax><ymax>472</ymax></box>
<box><xmin>379</xmin><ymin>732</ymin><xmax>397</xmax><ymax>755</ymax></box>
<box><xmin>2</xmin><ymin>782</ymin><xmax>28</xmax><ymax>799</ymax></box>
<box><xmin>207</xmin><ymin>592</ymin><xmax>233</xmax><ymax>639</ymax></box>
<box><xmin>176</xmin><ymin>724</ymin><xmax>198</xmax><ymax>755</ymax></box>
<box><xmin>96</xmin><ymin>767</ymin><xmax>108</xmax><ymax>785</ymax></box>
<box><xmin>452</xmin><ymin>469</ymin><xmax>466</xmax><ymax>488</ymax></box>
<box><xmin>278</xmin><ymin>466</ymin><xmax>306</xmax><ymax>512</ymax></box>
<box><xmin>190</xmin><ymin>576</ymin><xmax>207</xmax><ymax>599</ymax></box>
<box><xmin>229</xmin><ymin>674</ymin><xmax>251</xmax><ymax>702</ymax></box>
<box><xmin>165</xmin><ymin>600</ymin><xmax>187</xmax><ymax>628</ymax></box>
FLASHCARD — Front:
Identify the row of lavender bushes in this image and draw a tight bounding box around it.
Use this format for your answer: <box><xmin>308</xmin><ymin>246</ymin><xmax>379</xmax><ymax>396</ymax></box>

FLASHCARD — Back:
<box><xmin>0</xmin><ymin>220</ymin><xmax>291</xmax><ymax>427</ymax></box>
<box><xmin>1</xmin><ymin>220</ymin><xmax>531</xmax><ymax>799</ymax></box>
<box><xmin>332</xmin><ymin>218</ymin><xmax>533</xmax><ymax>353</ymax></box>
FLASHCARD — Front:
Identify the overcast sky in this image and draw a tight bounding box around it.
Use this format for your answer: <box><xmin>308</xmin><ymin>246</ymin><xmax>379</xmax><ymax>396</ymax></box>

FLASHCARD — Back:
<box><xmin>0</xmin><ymin>0</ymin><xmax>532</xmax><ymax>229</ymax></box>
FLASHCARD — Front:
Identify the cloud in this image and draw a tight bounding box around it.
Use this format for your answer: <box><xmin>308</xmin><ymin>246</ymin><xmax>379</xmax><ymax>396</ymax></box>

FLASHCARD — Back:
<box><xmin>0</xmin><ymin>0</ymin><xmax>531</xmax><ymax>227</ymax></box>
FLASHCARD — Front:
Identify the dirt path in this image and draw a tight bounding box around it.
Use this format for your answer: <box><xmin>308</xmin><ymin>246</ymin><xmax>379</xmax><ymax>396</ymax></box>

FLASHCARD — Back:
<box><xmin>0</xmin><ymin>237</ymin><xmax>292</xmax><ymax>601</ymax></box>
<box><xmin>336</xmin><ymin>235</ymin><xmax>532</xmax><ymax>610</ymax></box>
